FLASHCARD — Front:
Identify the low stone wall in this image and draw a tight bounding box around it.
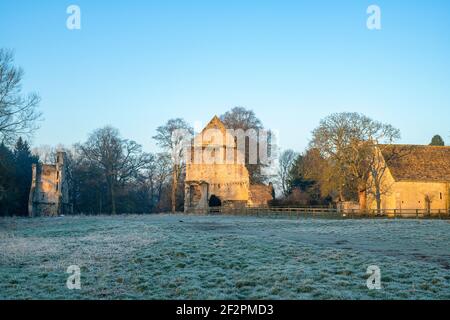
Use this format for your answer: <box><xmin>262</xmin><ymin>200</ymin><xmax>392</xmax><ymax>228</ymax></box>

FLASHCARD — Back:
<box><xmin>248</xmin><ymin>184</ymin><xmax>273</xmax><ymax>207</ymax></box>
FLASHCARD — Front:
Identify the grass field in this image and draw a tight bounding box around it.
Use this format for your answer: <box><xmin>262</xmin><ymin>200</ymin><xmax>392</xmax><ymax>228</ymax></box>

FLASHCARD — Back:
<box><xmin>1</xmin><ymin>214</ymin><xmax>449</xmax><ymax>299</ymax></box>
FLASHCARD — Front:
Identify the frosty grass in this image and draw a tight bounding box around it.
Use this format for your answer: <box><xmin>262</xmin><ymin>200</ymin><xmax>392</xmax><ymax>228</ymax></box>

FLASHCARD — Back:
<box><xmin>1</xmin><ymin>214</ymin><xmax>449</xmax><ymax>299</ymax></box>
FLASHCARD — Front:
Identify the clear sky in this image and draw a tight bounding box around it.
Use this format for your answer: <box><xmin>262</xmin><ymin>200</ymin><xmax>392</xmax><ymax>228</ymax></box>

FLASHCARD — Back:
<box><xmin>1</xmin><ymin>0</ymin><xmax>449</xmax><ymax>152</ymax></box>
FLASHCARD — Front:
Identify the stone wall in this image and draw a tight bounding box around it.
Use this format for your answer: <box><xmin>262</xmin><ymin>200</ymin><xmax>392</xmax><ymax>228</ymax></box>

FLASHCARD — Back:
<box><xmin>184</xmin><ymin>181</ymin><xmax>209</xmax><ymax>213</ymax></box>
<box><xmin>28</xmin><ymin>152</ymin><xmax>72</xmax><ymax>217</ymax></box>
<box><xmin>186</xmin><ymin>163</ymin><xmax>250</xmax><ymax>202</ymax></box>
<box><xmin>184</xmin><ymin>116</ymin><xmax>273</xmax><ymax>213</ymax></box>
<box><xmin>248</xmin><ymin>184</ymin><xmax>273</xmax><ymax>207</ymax></box>
<box><xmin>367</xmin><ymin>164</ymin><xmax>449</xmax><ymax>211</ymax></box>
<box><xmin>369</xmin><ymin>181</ymin><xmax>449</xmax><ymax>211</ymax></box>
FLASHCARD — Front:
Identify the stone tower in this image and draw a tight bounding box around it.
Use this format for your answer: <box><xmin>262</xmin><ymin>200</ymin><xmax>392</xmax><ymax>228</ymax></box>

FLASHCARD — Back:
<box><xmin>184</xmin><ymin>116</ymin><xmax>273</xmax><ymax>213</ymax></box>
<box><xmin>28</xmin><ymin>151</ymin><xmax>73</xmax><ymax>217</ymax></box>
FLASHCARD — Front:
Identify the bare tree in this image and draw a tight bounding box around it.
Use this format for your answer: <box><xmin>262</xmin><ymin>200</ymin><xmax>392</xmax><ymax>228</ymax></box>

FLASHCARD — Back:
<box><xmin>221</xmin><ymin>106</ymin><xmax>263</xmax><ymax>131</ymax></box>
<box><xmin>310</xmin><ymin>112</ymin><xmax>400</xmax><ymax>210</ymax></box>
<box><xmin>78</xmin><ymin>126</ymin><xmax>150</xmax><ymax>214</ymax></box>
<box><xmin>0</xmin><ymin>49</ymin><xmax>42</xmax><ymax>144</ymax></box>
<box><xmin>140</xmin><ymin>152</ymin><xmax>172</xmax><ymax>212</ymax></box>
<box><xmin>277</xmin><ymin>149</ymin><xmax>297</xmax><ymax>197</ymax></box>
<box><xmin>300</xmin><ymin>147</ymin><xmax>340</xmax><ymax>200</ymax></box>
<box><xmin>153</xmin><ymin>118</ymin><xmax>193</xmax><ymax>213</ymax></box>
<box><xmin>154</xmin><ymin>153</ymin><xmax>172</xmax><ymax>207</ymax></box>
<box><xmin>423</xmin><ymin>193</ymin><xmax>436</xmax><ymax>213</ymax></box>
<box><xmin>31</xmin><ymin>143</ymin><xmax>69</xmax><ymax>164</ymax></box>
<box><xmin>220</xmin><ymin>106</ymin><xmax>273</xmax><ymax>183</ymax></box>
<box><xmin>366</xmin><ymin>145</ymin><xmax>412</xmax><ymax>212</ymax></box>
<box><xmin>32</xmin><ymin>145</ymin><xmax>56</xmax><ymax>164</ymax></box>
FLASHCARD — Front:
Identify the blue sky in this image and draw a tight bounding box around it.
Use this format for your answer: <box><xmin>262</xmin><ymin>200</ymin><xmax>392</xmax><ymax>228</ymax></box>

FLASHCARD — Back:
<box><xmin>1</xmin><ymin>0</ymin><xmax>449</xmax><ymax>152</ymax></box>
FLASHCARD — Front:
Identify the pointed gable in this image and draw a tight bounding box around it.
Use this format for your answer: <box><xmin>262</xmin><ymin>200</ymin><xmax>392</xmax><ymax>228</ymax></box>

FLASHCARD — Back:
<box><xmin>202</xmin><ymin>115</ymin><xmax>226</xmax><ymax>134</ymax></box>
<box><xmin>194</xmin><ymin>115</ymin><xmax>235</xmax><ymax>148</ymax></box>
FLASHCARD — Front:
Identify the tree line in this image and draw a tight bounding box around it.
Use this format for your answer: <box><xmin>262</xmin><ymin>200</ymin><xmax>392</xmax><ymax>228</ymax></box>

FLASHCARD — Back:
<box><xmin>1</xmin><ymin>48</ymin><xmax>448</xmax><ymax>215</ymax></box>
<box><xmin>1</xmin><ymin>48</ymin><xmax>274</xmax><ymax>216</ymax></box>
<box><xmin>66</xmin><ymin>106</ymin><xmax>271</xmax><ymax>215</ymax></box>
<box><xmin>1</xmin><ymin>48</ymin><xmax>42</xmax><ymax>216</ymax></box>
<box><xmin>0</xmin><ymin>107</ymin><xmax>272</xmax><ymax>216</ymax></box>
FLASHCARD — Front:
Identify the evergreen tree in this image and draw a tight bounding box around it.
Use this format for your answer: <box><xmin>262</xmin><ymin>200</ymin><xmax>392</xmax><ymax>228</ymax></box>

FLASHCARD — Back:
<box><xmin>13</xmin><ymin>138</ymin><xmax>39</xmax><ymax>215</ymax></box>
<box><xmin>0</xmin><ymin>143</ymin><xmax>16</xmax><ymax>216</ymax></box>
<box><xmin>430</xmin><ymin>135</ymin><xmax>445</xmax><ymax>146</ymax></box>
<box><xmin>287</xmin><ymin>154</ymin><xmax>315</xmax><ymax>193</ymax></box>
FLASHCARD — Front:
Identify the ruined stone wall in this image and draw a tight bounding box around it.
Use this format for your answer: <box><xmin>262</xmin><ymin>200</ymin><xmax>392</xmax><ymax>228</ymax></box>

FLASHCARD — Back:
<box><xmin>184</xmin><ymin>182</ymin><xmax>209</xmax><ymax>213</ymax></box>
<box><xmin>38</xmin><ymin>165</ymin><xmax>60</xmax><ymax>202</ymax></box>
<box><xmin>186</xmin><ymin>163</ymin><xmax>250</xmax><ymax>202</ymax></box>
<box><xmin>248</xmin><ymin>184</ymin><xmax>273</xmax><ymax>207</ymax></box>
<box><xmin>29</xmin><ymin>152</ymin><xmax>72</xmax><ymax>217</ymax></box>
<box><xmin>184</xmin><ymin>116</ymin><xmax>273</xmax><ymax>213</ymax></box>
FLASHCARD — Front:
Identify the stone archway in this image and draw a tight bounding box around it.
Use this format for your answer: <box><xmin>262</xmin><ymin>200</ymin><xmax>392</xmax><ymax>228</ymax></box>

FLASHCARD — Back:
<box><xmin>209</xmin><ymin>194</ymin><xmax>222</xmax><ymax>207</ymax></box>
<box><xmin>185</xmin><ymin>181</ymin><xmax>209</xmax><ymax>213</ymax></box>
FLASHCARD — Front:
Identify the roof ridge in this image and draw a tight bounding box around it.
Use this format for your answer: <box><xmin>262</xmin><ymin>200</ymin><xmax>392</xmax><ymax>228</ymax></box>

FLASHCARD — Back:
<box><xmin>378</xmin><ymin>143</ymin><xmax>450</xmax><ymax>148</ymax></box>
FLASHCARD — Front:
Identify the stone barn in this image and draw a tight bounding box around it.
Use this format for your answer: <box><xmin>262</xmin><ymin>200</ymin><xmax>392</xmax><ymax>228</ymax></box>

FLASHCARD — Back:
<box><xmin>184</xmin><ymin>116</ymin><xmax>273</xmax><ymax>213</ymax></box>
<box><xmin>28</xmin><ymin>151</ymin><xmax>72</xmax><ymax>217</ymax></box>
<box><xmin>367</xmin><ymin>144</ymin><xmax>450</xmax><ymax>212</ymax></box>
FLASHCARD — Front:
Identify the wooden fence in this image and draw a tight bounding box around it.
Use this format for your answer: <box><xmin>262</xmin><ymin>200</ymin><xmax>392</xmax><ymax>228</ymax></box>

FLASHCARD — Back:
<box><xmin>207</xmin><ymin>206</ymin><xmax>450</xmax><ymax>219</ymax></box>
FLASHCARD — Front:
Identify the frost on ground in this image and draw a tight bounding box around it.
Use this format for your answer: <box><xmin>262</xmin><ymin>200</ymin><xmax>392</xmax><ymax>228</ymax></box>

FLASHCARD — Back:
<box><xmin>0</xmin><ymin>214</ymin><xmax>449</xmax><ymax>299</ymax></box>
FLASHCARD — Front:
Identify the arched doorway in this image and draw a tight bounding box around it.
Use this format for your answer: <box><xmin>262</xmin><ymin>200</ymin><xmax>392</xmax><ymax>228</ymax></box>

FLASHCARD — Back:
<box><xmin>209</xmin><ymin>194</ymin><xmax>222</xmax><ymax>207</ymax></box>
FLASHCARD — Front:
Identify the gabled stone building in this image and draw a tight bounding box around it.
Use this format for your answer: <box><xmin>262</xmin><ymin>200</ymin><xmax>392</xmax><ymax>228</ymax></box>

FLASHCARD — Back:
<box><xmin>28</xmin><ymin>151</ymin><xmax>72</xmax><ymax>217</ymax></box>
<box><xmin>184</xmin><ymin>116</ymin><xmax>273</xmax><ymax>213</ymax></box>
<box><xmin>367</xmin><ymin>144</ymin><xmax>450</xmax><ymax>212</ymax></box>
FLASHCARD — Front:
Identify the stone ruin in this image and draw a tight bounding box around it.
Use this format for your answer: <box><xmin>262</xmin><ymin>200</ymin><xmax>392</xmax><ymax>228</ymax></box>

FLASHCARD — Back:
<box><xmin>28</xmin><ymin>151</ymin><xmax>73</xmax><ymax>217</ymax></box>
<box><xmin>184</xmin><ymin>116</ymin><xmax>273</xmax><ymax>213</ymax></box>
